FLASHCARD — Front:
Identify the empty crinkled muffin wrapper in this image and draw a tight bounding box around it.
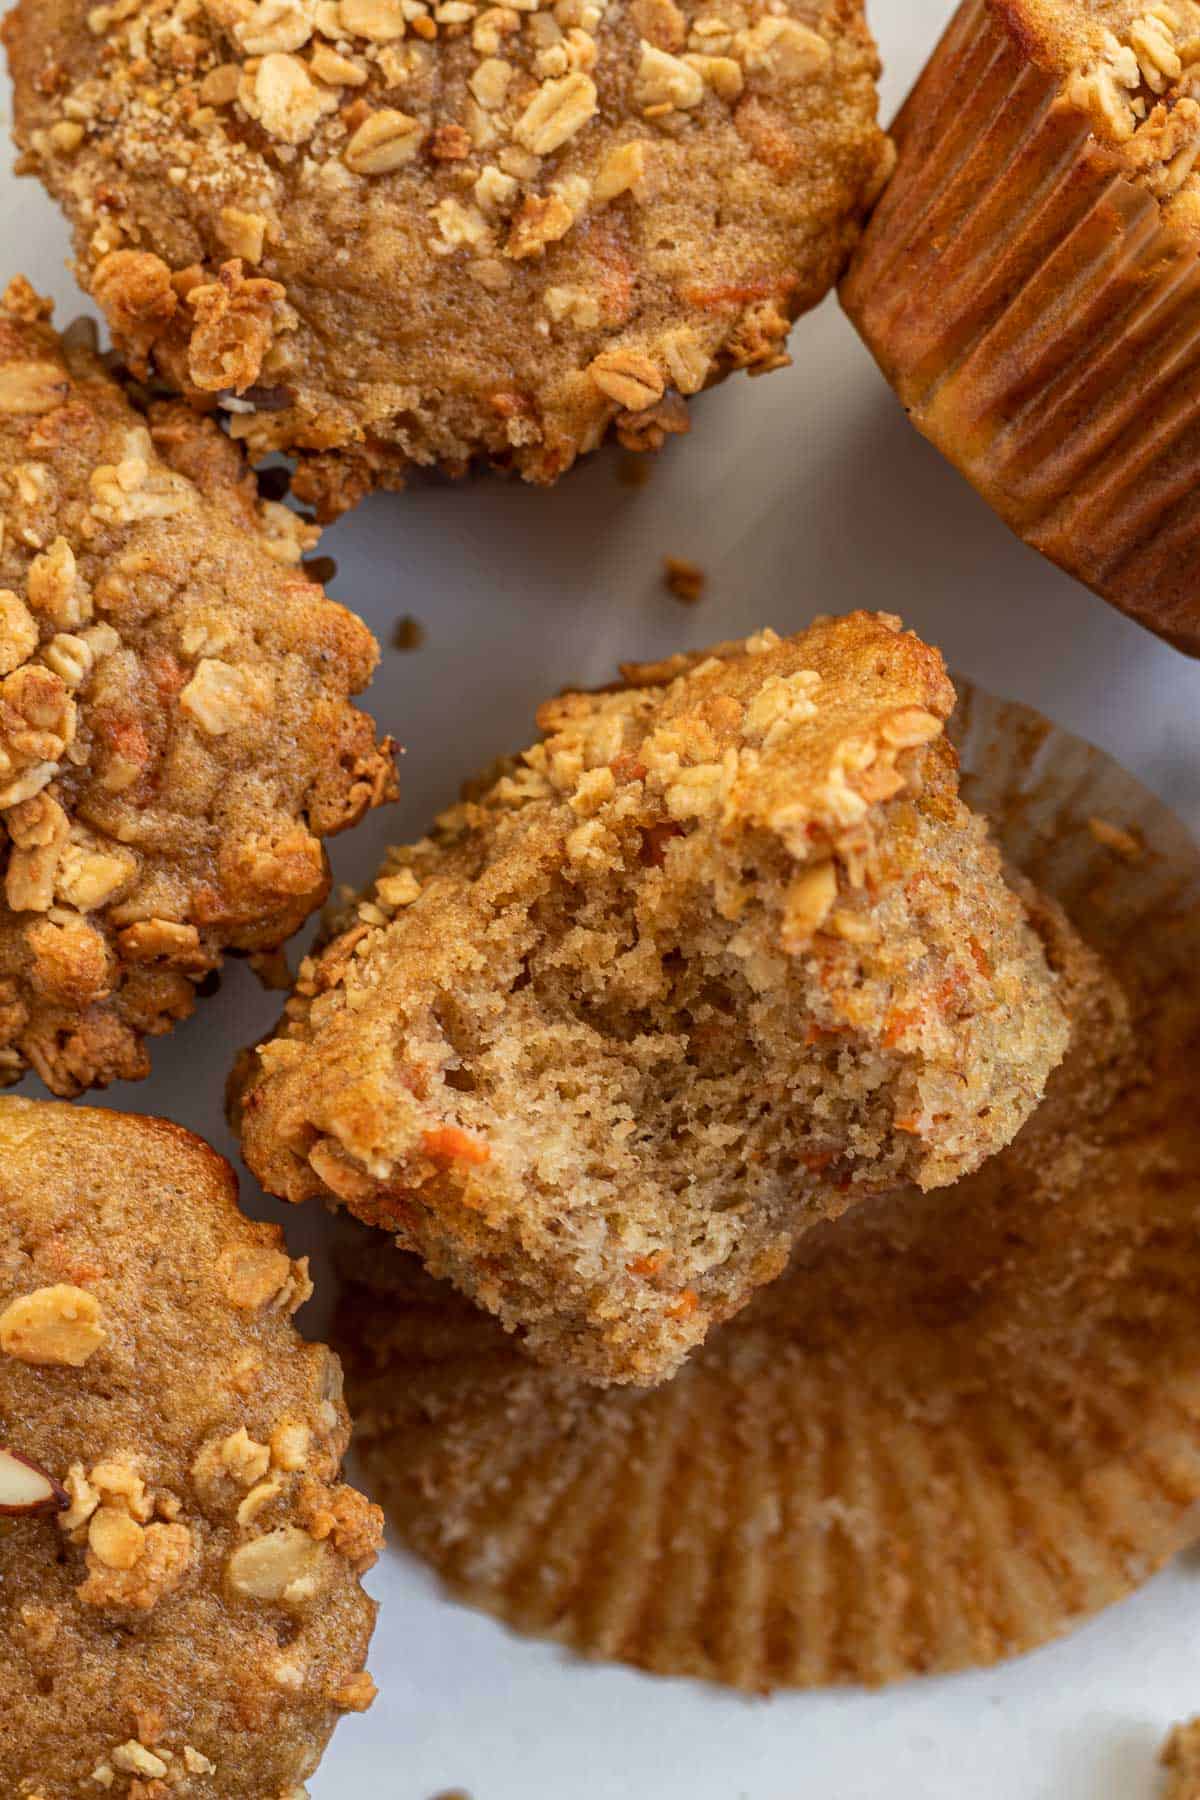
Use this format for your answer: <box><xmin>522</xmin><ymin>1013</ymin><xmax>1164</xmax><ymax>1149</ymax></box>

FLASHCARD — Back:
<box><xmin>337</xmin><ymin>684</ymin><xmax>1200</xmax><ymax>1691</ymax></box>
<box><xmin>842</xmin><ymin>0</ymin><xmax>1200</xmax><ymax>656</ymax></box>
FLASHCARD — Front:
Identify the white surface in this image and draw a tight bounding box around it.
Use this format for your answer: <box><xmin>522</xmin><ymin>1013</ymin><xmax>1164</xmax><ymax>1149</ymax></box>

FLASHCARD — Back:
<box><xmin>4</xmin><ymin>4</ymin><xmax>1200</xmax><ymax>1796</ymax></box>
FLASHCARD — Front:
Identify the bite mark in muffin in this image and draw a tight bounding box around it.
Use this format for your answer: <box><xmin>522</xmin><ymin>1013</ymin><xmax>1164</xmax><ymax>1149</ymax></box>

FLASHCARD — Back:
<box><xmin>235</xmin><ymin>612</ymin><xmax>1071</xmax><ymax>1386</ymax></box>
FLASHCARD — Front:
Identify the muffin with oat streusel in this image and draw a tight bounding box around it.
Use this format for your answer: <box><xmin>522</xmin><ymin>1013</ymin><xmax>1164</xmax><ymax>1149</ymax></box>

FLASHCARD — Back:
<box><xmin>3</xmin><ymin>0</ymin><xmax>891</xmax><ymax>514</ymax></box>
<box><xmin>843</xmin><ymin>0</ymin><xmax>1200</xmax><ymax>656</ymax></box>
<box><xmin>0</xmin><ymin>1097</ymin><xmax>381</xmax><ymax>1800</ymax></box>
<box><xmin>0</xmin><ymin>278</ymin><xmax>394</xmax><ymax>1096</ymax></box>
<box><xmin>235</xmin><ymin>612</ymin><xmax>1071</xmax><ymax>1387</ymax></box>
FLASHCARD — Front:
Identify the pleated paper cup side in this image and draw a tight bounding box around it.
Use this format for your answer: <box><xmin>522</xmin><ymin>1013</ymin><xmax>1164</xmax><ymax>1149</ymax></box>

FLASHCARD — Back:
<box><xmin>842</xmin><ymin>0</ymin><xmax>1200</xmax><ymax>656</ymax></box>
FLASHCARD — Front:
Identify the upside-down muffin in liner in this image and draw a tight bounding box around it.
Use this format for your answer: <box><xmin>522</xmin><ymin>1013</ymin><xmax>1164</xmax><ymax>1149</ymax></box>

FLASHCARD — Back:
<box><xmin>842</xmin><ymin>0</ymin><xmax>1200</xmax><ymax>657</ymax></box>
<box><xmin>4</xmin><ymin>0</ymin><xmax>892</xmax><ymax>514</ymax></box>
<box><xmin>236</xmin><ymin>614</ymin><xmax>1070</xmax><ymax>1388</ymax></box>
<box><xmin>336</xmin><ymin>683</ymin><xmax>1200</xmax><ymax>1690</ymax></box>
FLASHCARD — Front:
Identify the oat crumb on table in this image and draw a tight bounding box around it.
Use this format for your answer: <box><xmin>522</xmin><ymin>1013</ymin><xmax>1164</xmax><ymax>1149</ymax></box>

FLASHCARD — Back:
<box><xmin>392</xmin><ymin>614</ymin><xmax>428</xmax><ymax>651</ymax></box>
<box><xmin>236</xmin><ymin>610</ymin><xmax>1071</xmax><ymax>1386</ymax></box>
<box><xmin>0</xmin><ymin>279</ymin><xmax>395</xmax><ymax>1095</ymax></box>
<box><xmin>662</xmin><ymin>553</ymin><xmax>706</xmax><ymax>601</ymax></box>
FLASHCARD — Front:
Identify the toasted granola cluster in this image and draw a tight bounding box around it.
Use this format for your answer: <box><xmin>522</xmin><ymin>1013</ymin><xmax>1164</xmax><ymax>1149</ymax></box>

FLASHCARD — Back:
<box><xmin>1023</xmin><ymin>1</ymin><xmax>1200</xmax><ymax>205</ymax></box>
<box><xmin>236</xmin><ymin>612</ymin><xmax>1071</xmax><ymax>1385</ymax></box>
<box><xmin>4</xmin><ymin>0</ymin><xmax>890</xmax><ymax>510</ymax></box>
<box><xmin>0</xmin><ymin>280</ymin><xmax>394</xmax><ymax>1095</ymax></box>
<box><xmin>0</xmin><ymin>1098</ymin><xmax>381</xmax><ymax>1800</ymax></box>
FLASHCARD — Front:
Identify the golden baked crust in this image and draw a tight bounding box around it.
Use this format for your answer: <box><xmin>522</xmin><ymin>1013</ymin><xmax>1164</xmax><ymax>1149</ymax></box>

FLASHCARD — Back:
<box><xmin>0</xmin><ymin>280</ymin><xmax>395</xmax><ymax>1095</ymax></box>
<box><xmin>236</xmin><ymin>612</ymin><xmax>1070</xmax><ymax>1386</ymax></box>
<box><xmin>3</xmin><ymin>0</ymin><xmax>890</xmax><ymax>511</ymax></box>
<box><xmin>1164</xmin><ymin>1720</ymin><xmax>1200</xmax><ymax>1800</ymax></box>
<box><xmin>993</xmin><ymin>0</ymin><xmax>1200</xmax><ymax>204</ymax></box>
<box><xmin>0</xmin><ymin>1098</ymin><xmax>381</xmax><ymax>1800</ymax></box>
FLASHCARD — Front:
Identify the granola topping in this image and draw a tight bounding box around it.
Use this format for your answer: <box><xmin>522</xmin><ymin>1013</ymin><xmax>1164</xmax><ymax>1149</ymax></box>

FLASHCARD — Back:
<box><xmin>7</xmin><ymin>0</ymin><xmax>888</xmax><ymax>492</ymax></box>
<box><xmin>0</xmin><ymin>283</ymin><xmax>394</xmax><ymax>1094</ymax></box>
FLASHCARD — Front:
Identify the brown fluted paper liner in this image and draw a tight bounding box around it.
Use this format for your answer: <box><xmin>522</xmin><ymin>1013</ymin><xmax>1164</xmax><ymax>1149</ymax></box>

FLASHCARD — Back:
<box><xmin>842</xmin><ymin>0</ymin><xmax>1200</xmax><ymax>656</ymax></box>
<box><xmin>338</xmin><ymin>686</ymin><xmax>1200</xmax><ymax>1689</ymax></box>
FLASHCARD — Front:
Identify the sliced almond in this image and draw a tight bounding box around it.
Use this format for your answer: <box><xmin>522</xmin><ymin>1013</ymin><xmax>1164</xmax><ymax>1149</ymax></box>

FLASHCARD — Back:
<box><xmin>0</xmin><ymin>1445</ymin><xmax>68</xmax><ymax>1516</ymax></box>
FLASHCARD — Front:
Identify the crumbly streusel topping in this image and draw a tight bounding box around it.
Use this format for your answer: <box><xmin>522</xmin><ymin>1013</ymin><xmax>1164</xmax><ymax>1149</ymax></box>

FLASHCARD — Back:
<box><xmin>237</xmin><ymin>612</ymin><xmax>1071</xmax><ymax>1386</ymax></box>
<box><xmin>0</xmin><ymin>1099</ymin><xmax>381</xmax><ymax>1800</ymax></box>
<box><xmin>0</xmin><ymin>280</ymin><xmax>394</xmax><ymax>1094</ymax></box>
<box><xmin>1012</xmin><ymin>2</ymin><xmax>1200</xmax><ymax>208</ymax></box>
<box><xmin>4</xmin><ymin>0</ymin><xmax>889</xmax><ymax>506</ymax></box>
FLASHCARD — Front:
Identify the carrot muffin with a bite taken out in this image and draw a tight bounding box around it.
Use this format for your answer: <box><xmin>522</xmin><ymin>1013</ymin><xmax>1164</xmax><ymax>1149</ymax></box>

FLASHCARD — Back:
<box><xmin>235</xmin><ymin>612</ymin><xmax>1072</xmax><ymax>1387</ymax></box>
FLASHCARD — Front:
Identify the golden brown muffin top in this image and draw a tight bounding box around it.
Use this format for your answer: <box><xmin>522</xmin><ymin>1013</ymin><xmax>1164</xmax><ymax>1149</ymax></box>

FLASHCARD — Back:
<box><xmin>237</xmin><ymin>613</ymin><xmax>1071</xmax><ymax>1385</ymax></box>
<box><xmin>0</xmin><ymin>279</ymin><xmax>394</xmax><ymax>1095</ymax></box>
<box><xmin>1163</xmin><ymin>1719</ymin><xmax>1200</xmax><ymax>1800</ymax></box>
<box><xmin>0</xmin><ymin>1098</ymin><xmax>382</xmax><ymax>1800</ymax></box>
<box><xmin>3</xmin><ymin>0</ymin><xmax>890</xmax><ymax>509</ymax></box>
<box><xmin>992</xmin><ymin>0</ymin><xmax>1200</xmax><ymax>216</ymax></box>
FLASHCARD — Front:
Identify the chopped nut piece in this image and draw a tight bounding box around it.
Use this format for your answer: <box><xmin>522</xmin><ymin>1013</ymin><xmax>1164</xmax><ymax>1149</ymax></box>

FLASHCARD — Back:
<box><xmin>594</xmin><ymin>139</ymin><xmax>648</xmax><ymax>201</ymax></box>
<box><xmin>781</xmin><ymin>859</ymin><xmax>838</xmax><ymax>947</ymax></box>
<box><xmin>0</xmin><ymin>1284</ymin><xmax>106</xmax><ymax>1367</ymax></box>
<box><xmin>341</xmin><ymin>0</ymin><xmax>407</xmax><ymax>38</ymax></box>
<box><xmin>0</xmin><ymin>1446</ymin><xmax>68</xmax><ymax>1515</ymax></box>
<box><xmin>0</xmin><ymin>363</ymin><xmax>68</xmax><ymax>416</ymax></box>
<box><xmin>110</xmin><ymin>1742</ymin><xmax>168</xmax><ymax>1781</ymax></box>
<box><xmin>253</xmin><ymin>53</ymin><xmax>337</xmax><ymax>144</ymax></box>
<box><xmin>227</xmin><ymin>1525</ymin><xmax>329</xmax><ymax>1602</ymax></box>
<box><xmin>219</xmin><ymin>1244</ymin><xmax>313</xmax><ymax>1312</ymax></box>
<box><xmin>88</xmin><ymin>1504</ymin><xmax>147</xmax><ymax>1571</ymax></box>
<box><xmin>635</xmin><ymin>41</ymin><xmax>704</xmax><ymax>110</ymax></box>
<box><xmin>0</xmin><ymin>591</ymin><xmax>38</xmax><ymax>677</ymax></box>
<box><xmin>180</xmin><ymin>659</ymin><xmax>271</xmax><ymax>735</ymax></box>
<box><xmin>218</xmin><ymin>207</ymin><xmax>270</xmax><ymax>266</ymax></box>
<box><xmin>331</xmin><ymin>1669</ymin><xmax>378</xmax><ymax>1710</ymax></box>
<box><xmin>736</xmin><ymin>16</ymin><xmax>831</xmax><ymax>87</ymax></box>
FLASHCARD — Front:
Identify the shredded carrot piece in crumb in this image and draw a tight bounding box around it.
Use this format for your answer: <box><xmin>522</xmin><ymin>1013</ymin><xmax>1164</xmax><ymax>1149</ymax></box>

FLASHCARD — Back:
<box><xmin>421</xmin><ymin>1126</ymin><xmax>490</xmax><ymax>1166</ymax></box>
<box><xmin>894</xmin><ymin>1115</ymin><xmax>922</xmax><ymax>1135</ymax></box>
<box><xmin>609</xmin><ymin>752</ymin><xmax>648</xmax><ymax>785</ymax></box>
<box><xmin>882</xmin><ymin>1007</ymin><xmax>920</xmax><ymax>1049</ymax></box>
<box><xmin>666</xmin><ymin>1289</ymin><xmax>699</xmax><ymax>1320</ymax></box>
<box><xmin>627</xmin><ymin>1253</ymin><xmax>666</xmax><ymax>1277</ymax></box>
<box><xmin>969</xmin><ymin>936</ymin><xmax>991</xmax><ymax>978</ymax></box>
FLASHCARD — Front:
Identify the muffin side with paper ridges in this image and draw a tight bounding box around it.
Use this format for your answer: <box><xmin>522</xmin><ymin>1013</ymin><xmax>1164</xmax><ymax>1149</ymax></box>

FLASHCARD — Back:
<box><xmin>843</xmin><ymin>0</ymin><xmax>1200</xmax><ymax>656</ymax></box>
